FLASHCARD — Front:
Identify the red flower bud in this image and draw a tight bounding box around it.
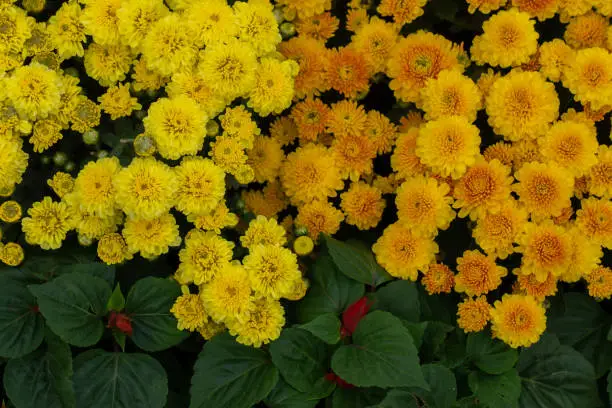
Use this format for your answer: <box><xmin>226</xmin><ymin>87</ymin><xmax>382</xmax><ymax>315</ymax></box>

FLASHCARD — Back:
<box><xmin>107</xmin><ymin>311</ymin><xmax>133</xmax><ymax>336</ymax></box>
<box><xmin>342</xmin><ymin>296</ymin><xmax>371</xmax><ymax>335</ymax></box>
<box><xmin>325</xmin><ymin>372</ymin><xmax>354</xmax><ymax>389</ymax></box>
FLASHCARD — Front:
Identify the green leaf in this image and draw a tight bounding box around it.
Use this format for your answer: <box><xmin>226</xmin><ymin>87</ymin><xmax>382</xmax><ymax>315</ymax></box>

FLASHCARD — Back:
<box><xmin>106</xmin><ymin>284</ymin><xmax>125</xmax><ymax>312</ymax></box>
<box><xmin>466</xmin><ymin>331</ymin><xmax>518</xmax><ymax>375</ymax></box>
<box><xmin>264</xmin><ymin>378</ymin><xmax>320</xmax><ymax>408</ymax></box>
<box><xmin>28</xmin><ymin>272</ymin><xmax>112</xmax><ymax>347</ymax></box>
<box><xmin>324</xmin><ymin>236</ymin><xmax>392</xmax><ymax>287</ymax></box>
<box><xmin>269</xmin><ymin>328</ymin><xmax>334</xmax><ymax>398</ymax></box>
<box><xmin>607</xmin><ymin>370</ymin><xmax>612</xmax><ymax>408</ymax></box>
<box><xmin>517</xmin><ymin>334</ymin><xmax>601</xmax><ymax>408</ymax></box>
<box><xmin>113</xmin><ymin>331</ymin><xmax>126</xmax><ymax>351</ymax></box>
<box><xmin>190</xmin><ymin>333</ymin><xmax>279</xmax><ymax>408</ymax></box>
<box><xmin>124</xmin><ymin>277</ymin><xmax>188</xmax><ymax>352</ymax></box>
<box><xmin>332</xmin><ymin>388</ymin><xmax>386</xmax><ymax>408</ymax></box>
<box><xmin>0</xmin><ymin>275</ymin><xmax>45</xmax><ymax>358</ymax></box>
<box><xmin>420</xmin><ymin>321</ymin><xmax>454</xmax><ymax>361</ymax></box>
<box><xmin>73</xmin><ymin>350</ymin><xmax>167</xmax><ymax>408</ymax></box>
<box><xmin>4</xmin><ymin>331</ymin><xmax>75</xmax><ymax>408</ymax></box>
<box><xmin>372</xmin><ymin>281</ymin><xmax>420</xmax><ymax>322</ymax></box>
<box><xmin>402</xmin><ymin>321</ymin><xmax>428</xmax><ymax>350</ymax></box>
<box><xmin>55</xmin><ymin>263</ymin><xmax>115</xmax><ymax>287</ymax></box>
<box><xmin>367</xmin><ymin>389</ymin><xmax>419</xmax><ymax>408</ymax></box>
<box><xmin>548</xmin><ymin>293</ymin><xmax>612</xmax><ymax>377</ymax></box>
<box><xmin>298</xmin><ymin>313</ymin><xmax>341</xmax><ymax>344</ymax></box>
<box><xmin>296</xmin><ymin>254</ymin><xmax>364</xmax><ymax>323</ymax></box>
<box><xmin>331</xmin><ymin>311</ymin><xmax>426</xmax><ymax>389</ymax></box>
<box><xmin>415</xmin><ymin>364</ymin><xmax>457</xmax><ymax>408</ymax></box>
<box><xmin>468</xmin><ymin>370</ymin><xmax>520</xmax><ymax>408</ymax></box>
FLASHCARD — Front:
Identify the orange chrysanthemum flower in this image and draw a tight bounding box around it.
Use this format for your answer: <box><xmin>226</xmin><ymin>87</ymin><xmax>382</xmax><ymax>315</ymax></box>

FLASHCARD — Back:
<box><xmin>350</xmin><ymin>17</ymin><xmax>397</xmax><ymax>73</ymax></box>
<box><xmin>517</xmin><ymin>221</ymin><xmax>572</xmax><ymax>282</ymax></box>
<box><xmin>576</xmin><ymin>198</ymin><xmax>612</xmax><ymax>249</ymax></box>
<box><xmin>364</xmin><ymin>110</ymin><xmax>398</xmax><ymax>155</ymax></box>
<box><xmin>295</xmin><ymin>199</ymin><xmax>344</xmax><ymax>240</ymax></box>
<box><xmin>457</xmin><ymin>296</ymin><xmax>491</xmax><ymax>333</ymax></box>
<box><xmin>564</xmin><ymin>12</ymin><xmax>609</xmax><ymax>49</ymax></box>
<box><xmin>391</xmin><ymin>129</ymin><xmax>428</xmax><ymax>179</ymax></box>
<box><xmin>483</xmin><ymin>142</ymin><xmax>514</xmax><ymax>168</ymax></box>
<box><xmin>279</xmin><ymin>37</ymin><xmax>330</xmax><ymax>99</ymax></box>
<box><xmin>340</xmin><ymin>182</ymin><xmax>385</xmax><ymax>230</ymax></box>
<box><xmin>269</xmin><ymin>116</ymin><xmax>298</xmax><ymax>147</ymax></box>
<box><xmin>291</xmin><ymin>98</ymin><xmax>330</xmax><ymax>143</ymax></box>
<box><xmin>295</xmin><ymin>12</ymin><xmax>339</xmax><ymax>42</ymax></box>
<box><xmin>377</xmin><ymin>0</ymin><xmax>427</xmax><ymax>26</ymax></box>
<box><xmin>454</xmin><ymin>249</ymin><xmax>508</xmax><ymax>296</ymax></box>
<box><xmin>512</xmin><ymin>140</ymin><xmax>544</xmax><ymax>172</ymax></box>
<box><xmin>516</xmin><ymin>271</ymin><xmax>558</xmax><ymax>301</ymax></box>
<box><xmin>326</xmin><ymin>100</ymin><xmax>367</xmax><ymax>137</ymax></box>
<box><xmin>586</xmin><ymin>266</ymin><xmax>612</xmax><ymax>299</ymax></box>
<box><xmin>422</xmin><ymin>263</ymin><xmax>455</xmax><ymax>294</ymax></box>
<box><xmin>473</xmin><ymin>200</ymin><xmax>528</xmax><ymax>260</ymax></box>
<box><xmin>331</xmin><ymin>133</ymin><xmax>377</xmax><ymax>181</ymax></box>
<box><xmin>327</xmin><ymin>47</ymin><xmax>372</xmax><ymax>98</ymax></box>
<box><xmin>420</xmin><ymin>69</ymin><xmax>482</xmax><ymax>122</ymax></box>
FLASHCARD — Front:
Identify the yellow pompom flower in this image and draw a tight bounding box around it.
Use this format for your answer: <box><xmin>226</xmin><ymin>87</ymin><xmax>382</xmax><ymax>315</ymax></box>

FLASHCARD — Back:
<box><xmin>80</xmin><ymin>0</ymin><xmax>121</xmax><ymax>45</ymax></box>
<box><xmin>114</xmin><ymin>157</ymin><xmax>177</xmax><ymax>220</ymax></box>
<box><xmin>562</xmin><ymin>227</ymin><xmax>602</xmax><ymax>283</ymax></box>
<box><xmin>247</xmin><ymin>136</ymin><xmax>284</xmax><ymax>183</ymax></box>
<box><xmin>269</xmin><ymin>116</ymin><xmax>298</xmax><ymax>147</ymax></box>
<box><xmin>293</xmin><ymin>236</ymin><xmax>314</xmax><ymax>256</ymax></box>
<box><xmin>0</xmin><ymin>201</ymin><xmax>21</xmax><ymax>223</ymax></box>
<box><xmin>117</xmin><ymin>0</ymin><xmax>169</xmax><ymax>50</ymax></box>
<box><xmin>176</xmin><ymin>230</ymin><xmax>234</xmax><ymax>285</ymax></box>
<box><xmin>84</xmin><ymin>43</ymin><xmax>133</xmax><ymax>87</ymax></box>
<box><xmin>391</xmin><ymin>129</ymin><xmax>428</xmax><ymax>179</ymax></box>
<box><xmin>416</xmin><ymin>116</ymin><xmax>481</xmax><ymax>179</ymax></box>
<box><xmin>170</xmin><ymin>292</ymin><xmax>208</xmax><ymax>332</ymax></box>
<box><xmin>517</xmin><ymin>221</ymin><xmax>572</xmax><ymax>281</ymax></box>
<box><xmin>6</xmin><ymin>63</ymin><xmax>61</xmax><ymax>121</ymax></box>
<box><xmin>588</xmin><ymin>145</ymin><xmax>612</xmax><ymax>198</ymax></box>
<box><xmin>219</xmin><ymin>106</ymin><xmax>260</xmax><ymax>149</ymax></box>
<box><xmin>228</xmin><ymin>296</ymin><xmax>285</xmax><ymax>348</ymax></box>
<box><xmin>200</xmin><ymin>263</ymin><xmax>254</xmax><ymax>323</ymax></box>
<box><xmin>97</xmin><ymin>232</ymin><xmax>132</xmax><ymax>265</ymax></box>
<box><xmin>243</xmin><ymin>244</ymin><xmax>301</xmax><ymax>299</ymax></box>
<box><xmin>473</xmin><ymin>200</ymin><xmax>528</xmax><ymax>259</ymax></box>
<box><xmin>71</xmin><ymin>157</ymin><xmax>121</xmax><ymax>218</ymax></box>
<box><xmin>540</xmin><ymin>120</ymin><xmax>598</xmax><ymax>177</ymax></box>
<box><xmin>421</xmin><ymin>263</ymin><xmax>455</xmax><ymax>294</ymax></box>
<box><xmin>471</xmin><ymin>9</ymin><xmax>538</xmax><ymax>68</ymax></box>
<box><xmin>188</xmin><ymin>202</ymin><xmax>239</xmax><ymax>234</ymax></box>
<box><xmin>564</xmin><ymin>12</ymin><xmax>608</xmax><ymax>49</ymax></box>
<box><xmin>539</xmin><ymin>39</ymin><xmax>575</xmax><ymax>82</ymax></box>
<box><xmin>198</xmin><ymin>38</ymin><xmax>258</xmax><ymax>101</ymax></box>
<box><xmin>23</xmin><ymin>21</ymin><xmax>53</xmax><ymax>57</ymax></box>
<box><xmin>21</xmin><ymin>197</ymin><xmax>73</xmax><ymax>250</ymax></box>
<box><xmin>516</xmin><ymin>271</ymin><xmax>558</xmax><ymax>301</ymax></box>
<box><xmin>69</xmin><ymin>96</ymin><xmax>101</xmax><ymax>133</ymax></box>
<box><xmin>453</xmin><ymin>159</ymin><xmax>513</xmax><ymax>220</ymax></box>
<box><xmin>209</xmin><ymin>135</ymin><xmax>248</xmax><ymax>175</ymax></box>
<box><xmin>365</xmin><ymin>110</ymin><xmax>398</xmax><ymax>155</ymax></box>
<box><xmin>576</xmin><ymin>198</ymin><xmax>612</xmax><ymax>249</ymax></box>
<box><xmin>387</xmin><ymin>30</ymin><xmax>463</xmax><ymax>103</ymax></box>
<box><xmin>29</xmin><ymin>119</ymin><xmax>63</xmax><ymax>153</ymax></box>
<box><xmin>241</xmin><ymin>216</ymin><xmax>287</xmax><ymax>249</ymax></box>
<box><xmin>326</xmin><ymin>100</ymin><xmax>368</xmax><ymax>138</ymax></box>
<box><xmin>122</xmin><ymin>213</ymin><xmax>180</xmax><ymax>260</ymax></box>
<box><xmin>395</xmin><ymin>176</ymin><xmax>455</xmax><ymax>237</ymax></box>
<box><xmin>340</xmin><ymin>182</ymin><xmax>385</xmax><ymax>230</ymax></box>
<box><xmin>454</xmin><ymin>250</ymin><xmax>508</xmax><ymax>296</ymax></box>
<box><xmin>166</xmin><ymin>71</ymin><xmax>226</xmax><ymax>119</ymax></box>
<box><xmin>131</xmin><ymin>58</ymin><xmax>167</xmax><ymax>92</ymax></box>
<box><xmin>514</xmin><ymin>162</ymin><xmax>574</xmax><ymax>219</ymax></box>
<box><xmin>377</xmin><ymin>0</ymin><xmax>427</xmax><ymax>26</ymax></box>
<box><xmin>562</xmin><ymin>47</ymin><xmax>612</xmax><ymax>111</ymax></box>
<box><xmin>281</xmin><ymin>144</ymin><xmax>343</xmax><ymax>205</ymax></box>
<box><xmin>331</xmin><ymin>133</ymin><xmax>377</xmax><ymax>181</ymax></box>
<box><xmin>186</xmin><ymin>0</ymin><xmax>237</xmax><ymax>48</ymax></box>
<box><xmin>47</xmin><ymin>172</ymin><xmax>74</xmax><ymax>198</ymax></box>
<box><xmin>490</xmin><ymin>294</ymin><xmax>546</xmax><ymax>348</ymax></box>
<box><xmin>74</xmin><ymin>210</ymin><xmax>120</xmax><ymax>241</ymax></box>
<box><xmin>174</xmin><ymin>157</ymin><xmax>225</xmax><ymax>217</ymax></box>
<box><xmin>457</xmin><ymin>296</ymin><xmax>491</xmax><ymax>333</ymax></box>
<box><xmin>1</xmin><ymin>242</ymin><xmax>24</xmax><ymax>267</ymax></box>
<box><xmin>0</xmin><ymin>138</ymin><xmax>28</xmax><ymax>198</ymax></box>
<box><xmin>372</xmin><ymin>222</ymin><xmax>438</xmax><ymax>281</ymax></box>
<box><xmin>486</xmin><ymin>70</ymin><xmax>559</xmax><ymax>141</ymax></box>
<box><xmin>144</xmin><ymin>96</ymin><xmax>207</xmax><ymax>160</ymax></box>
<box><xmin>98</xmin><ymin>84</ymin><xmax>141</xmax><ymax>120</ymax></box>
<box><xmin>242</xmin><ymin>186</ymin><xmax>288</xmax><ymax>220</ymax></box>
<box><xmin>350</xmin><ymin>17</ymin><xmax>397</xmax><ymax>73</ymax></box>
<box><xmin>511</xmin><ymin>0</ymin><xmax>558</xmax><ymax>21</ymax></box>
<box><xmin>0</xmin><ymin>5</ymin><xmax>32</xmax><ymax>54</ymax></box>
<box><xmin>248</xmin><ymin>58</ymin><xmax>298</xmax><ymax>117</ymax></box>
<box><xmin>141</xmin><ymin>13</ymin><xmax>198</xmax><ymax>76</ymax></box>
<box><xmin>198</xmin><ymin>320</ymin><xmax>226</xmax><ymax>340</ymax></box>
<box><xmin>295</xmin><ymin>199</ymin><xmax>344</xmax><ymax>240</ymax></box>
<box><xmin>234</xmin><ymin>0</ymin><xmax>281</xmax><ymax>56</ymax></box>
<box><xmin>586</xmin><ymin>266</ymin><xmax>612</xmax><ymax>300</ymax></box>
<box><xmin>47</xmin><ymin>1</ymin><xmax>86</xmax><ymax>59</ymax></box>
<box><xmin>420</xmin><ymin>70</ymin><xmax>482</xmax><ymax>122</ymax></box>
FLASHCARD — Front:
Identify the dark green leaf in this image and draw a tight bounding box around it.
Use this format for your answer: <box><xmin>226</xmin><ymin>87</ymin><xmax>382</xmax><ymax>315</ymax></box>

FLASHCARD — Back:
<box><xmin>468</xmin><ymin>370</ymin><xmax>520</xmax><ymax>408</ymax></box>
<box><xmin>415</xmin><ymin>364</ymin><xmax>457</xmax><ymax>408</ymax></box>
<box><xmin>0</xmin><ymin>275</ymin><xmax>45</xmax><ymax>358</ymax></box>
<box><xmin>418</xmin><ymin>287</ymin><xmax>455</xmax><ymax>324</ymax></box>
<box><xmin>421</xmin><ymin>321</ymin><xmax>454</xmax><ymax>361</ymax></box>
<box><xmin>270</xmin><ymin>328</ymin><xmax>334</xmax><ymax>398</ymax></box>
<box><xmin>331</xmin><ymin>311</ymin><xmax>426</xmax><ymax>388</ymax></box>
<box><xmin>124</xmin><ymin>277</ymin><xmax>188</xmax><ymax>352</ymax></box>
<box><xmin>28</xmin><ymin>272</ymin><xmax>111</xmax><ymax>347</ymax></box>
<box><xmin>548</xmin><ymin>293</ymin><xmax>612</xmax><ymax>377</ymax></box>
<box><xmin>55</xmin><ymin>263</ymin><xmax>115</xmax><ymax>287</ymax></box>
<box><xmin>73</xmin><ymin>350</ymin><xmax>167</xmax><ymax>408</ymax></box>
<box><xmin>264</xmin><ymin>378</ymin><xmax>320</xmax><ymax>408</ymax></box>
<box><xmin>297</xmin><ymin>254</ymin><xmax>364</xmax><ymax>323</ymax></box>
<box><xmin>372</xmin><ymin>281</ymin><xmax>420</xmax><ymax>322</ymax></box>
<box><xmin>366</xmin><ymin>389</ymin><xmax>419</xmax><ymax>408</ymax></box>
<box><xmin>298</xmin><ymin>313</ymin><xmax>341</xmax><ymax>344</ymax></box>
<box><xmin>332</xmin><ymin>388</ymin><xmax>386</xmax><ymax>408</ymax></box>
<box><xmin>607</xmin><ymin>370</ymin><xmax>612</xmax><ymax>407</ymax></box>
<box><xmin>466</xmin><ymin>331</ymin><xmax>518</xmax><ymax>375</ymax></box>
<box><xmin>4</xmin><ymin>331</ymin><xmax>75</xmax><ymax>408</ymax></box>
<box><xmin>402</xmin><ymin>321</ymin><xmax>428</xmax><ymax>350</ymax></box>
<box><xmin>190</xmin><ymin>333</ymin><xmax>279</xmax><ymax>408</ymax></box>
<box><xmin>517</xmin><ymin>334</ymin><xmax>601</xmax><ymax>408</ymax></box>
<box><xmin>113</xmin><ymin>331</ymin><xmax>126</xmax><ymax>352</ymax></box>
<box><xmin>324</xmin><ymin>236</ymin><xmax>392</xmax><ymax>287</ymax></box>
<box><xmin>106</xmin><ymin>284</ymin><xmax>125</xmax><ymax>312</ymax></box>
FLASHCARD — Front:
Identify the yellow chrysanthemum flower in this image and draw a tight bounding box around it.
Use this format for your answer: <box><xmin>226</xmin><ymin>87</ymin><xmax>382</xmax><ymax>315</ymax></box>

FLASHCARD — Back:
<box><xmin>539</xmin><ymin>39</ymin><xmax>575</xmax><ymax>82</ymax></box>
<box><xmin>241</xmin><ymin>216</ymin><xmax>287</xmax><ymax>249</ymax></box>
<box><xmin>187</xmin><ymin>202</ymin><xmax>239</xmax><ymax>234</ymax></box>
<box><xmin>372</xmin><ymin>222</ymin><xmax>438</xmax><ymax>281</ymax></box>
<box><xmin>116</xmin><ymin>0</ymin><xmax>169</xmax><ymax>50</ymax></box>
<box><xmin>247</xmin><ymin>136</ymin><xmax>284</xmax><ymax>183</ymax></box>
<box><xmin>391</xmin><ymin>128</ymin><xmax>428</xmax><ymax>179</ymax></box>
<box><xmin>395</xmin><ymin>176</ymin><xmax>454</xmax><ymax>237</ymax></box>
<box><xmin>586</xmin><ymin>266</ymin><xmax>612</xmax><ymax>300</ymax></box>
<box><xmin>243</xmin><ymin>244</ymin><xmax>301</xmax><ymax>299</ymax></box>
<box><xmin>29</xmin><ymin>118</ymin><xmax>63</xmax><ymax>153</ymax></box>
<box><xmin>176</xmin><ymin>230</ymin><xmax>234</xmax><ymax>285</ymax></box>
<box><xmin>219</xmin><ymin>106</ymin><xmax>260</xmax><ymax>149</ymax></box>
<box><xmin>209</xmin><ymin>135</ymin><xmax>248</xmax><ymax>177</ymax></box>
<box><xmin>588</xmin><ymin>145</ymin><xmax>612</xmax><ymax>198</ymax></box>
<box><xmin>295</xmin><ymin>199</ymin><xmax>344</xmax><ymax>240</ymax></box>
<box><xmin>122</xmin><ymin>213</ymin><xmax>180</xmax><ymax>260</ymax></box>
<box><xmin>471</xmin><ymin>9</ymin><xmax>539</xmax><ymax>68</ymax></box>
<box><xmin>0</xmin><ymin>138</ymin><xmax>28</xmax><ymax>196</ymax></box>
<box><xmin>98</xmin><ymin>84</ymin><xmax>141</xmax><ymax>120</ymax></box>
<box><xmin>0</xmin><ymin>242</ymin><xmax>24</xmax><ymax>267</ymax></box>
<box><xmin>186</xmin><ymin>0</ymin><xmax>237</xmax><ymax>47</ymax></box>
<box><xmin>514</xmin><ymin>162</ymin><xmax>574</xmax><ymax>219</ymax></box>
<box><xmin>97</xmin><ymin>232</ymin><xmax>132</xmax><ymax>265</ymax></box>
<box><xmin>511</xmin><ymin>0</ymin><xmax>558</xmax><ymax>21</ymax></box>
<box><xmin>564</xmin><ymin>12</ymin><xmax>608</xmax><ymax>49</ymax></box>
<box><xmin>174</xmin><ymin>157</ymin><xmax>225</xmax><ymax>217</ymax></box>
<box><xmin>70</xmin><ymin>157</ymin><xmax>121</xmax><ymax>218</ymax></box>
<box><xmin>421</xmin><ymin>263</ymin><xmax>455</xmax><ymax>294</ymax></box>
<box><xmin>0</xmin><ymin>200</ymin><xmax>21</xmax><ymax>223</ymax></box>
<box><xmin>377</xmin><ymin>0</ymin><xmax>427</xmax><ymax>26</ymax></box>
<box><xmin>576</xmin><ymin>197</ymin><xmax>612</xmax><ymax>249</ymax></box>
<box><xmin>454</xmin><ymin>250</ymin><xmax>508</xmax><ymax>296</ymax></box>
<box><xmin>517</xmin><ymin>221</ymin><xmax>572</xmax><ymax>282</ymax></box>
<box><xmin>200</xmin><ymin>263</ymin><xmax>254</xmax><ymax>323</ymax></box>
<box><xmin>326</xmin><ymin>99</ymin><xmax>368</xmax><ymax>138</ymax></box>
<box><xmin>83</xmin><ymin>43</ymin><xmax>133</xmax><ymax>87</ymax></box>
<box><xmin>234</xmin><ymin>0</ymin><xmax>280</xmax><ymax>56</ymax></box>
<box><xmin>350</xmin><ymin>17</ymin><xmax>397</xmax><ymax>73</ymax></box>
<box><xmin>293</xmin><ymin>236</ymin><xmax>314</xmax><ymax>256</ymax></box>
<box><xmin>47</xmin><ymin>1</ymin><xmax>86</xmax><ymax>59</ymax></box>
<box><xmin>144</xmin><ymin>96</ymin><xmax>207</xmax><ymax>160</ymax></box>
<box><xmin>0</xmin><ymin>5</ymin><xmax>32</xmax><ymax>54</ymax></box>
<box><xmin>364</xmin><ymin>110</ymin><xmax>398</xmax><ymax>155</ymax></box>
<box><xmin>562</xmin><ymin>227</ymin><xmax>602</xmax><ymax>283</ymax></box>
<box><xmin>473</xmin><ymin>200</ymin><xmax>528</xmax><ymax>259</ymax></box>
<box><xmin>516</xmin><ymin>271</ymin><xmax>558</xmax><ymax>301</ymax></box>
<box><xmin>562</xmin><ymin>47</ymin><xmax>612</xmax><ymax>111</ymax></box>
<box><xmin>74</xmin><ymin>210</ymin><xmax>120</xmax><ymax>240</ymax></box>
<box><xmin>416</xmin><ymin>116</ymin><xmax>481</xmax><ymax>179</ymax></box>
<box><xmin>21</xmin><ymin>197</ymin><xmax>73</xmax><ymax>250</ymax></box>
<box><xmin>131</xmin><ymin>58</ymin><xmax>168</xmax><ymax>92</ymax></box>
<box><xmin>248</xmin><ymin>58</ymin><xmax>298</xmax><ymax>117</ymax></box>
<box><xmin>486</xmin><ymin>70</ymin><xmax>559</xmax><ymax>141</ymax></box>
<box><xmin>331</xmin><ymin>133</ymin><xmax>376</xmax><ymax>181</ymax></box>
<box><xmin>420</xmin><ymin>70</ymin><xmax>482</xmax><ymax>122</ymax></box>
<box><xmin>170</xmin><ymin>292</ymin><xmax>208</xmax><ymax>332</ymax></box>
<box><xmin>6</xmin><ymin>63</ymin><xmax>61</xmax><ymax>121</ymax></box>
<box><xmin>69</xmin><ymin>96</ymin><xmax>101</xmax><ymax>133</ymax></box>
<box><xmin>227</xmin><ymin>296</ymin><xmax>285</xmax><ymax>348</ymax></box>
<box><xmin>166</xmin><ymin>71</ymin><xmax>226</xmax><ymax>119</ymax></box>
<box><xmin>340</xmin><ymin>182</ymin><xmax>385</xmax><ymax>230</ymax></box>
<box><xmin>466</xmin><ymin>0</ymin><xmax>506</xmax><ymax>14</ymax></box>
<box><xmin>490</xmin><ymin>294</ymin><xmax>546</xmax><ymax>348</ymax></box>
<box><xmin>539</xmin><ymin>120</ymin><xmax>598</xmax><ymax>177</ymax></box>
<box><xmin>457</xmin><ymin>296</ymin><xmax>491</xmax><ymax>333</ymax></box>
<box><xmin>114</xmin><ymin>157</ymin><xmax>177</xmax><ymax>220</ymax></box>
<box><xmin>47</xmin><ymin>172</ymin><xmax>74</xmax><ymax>198</ymax></box>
